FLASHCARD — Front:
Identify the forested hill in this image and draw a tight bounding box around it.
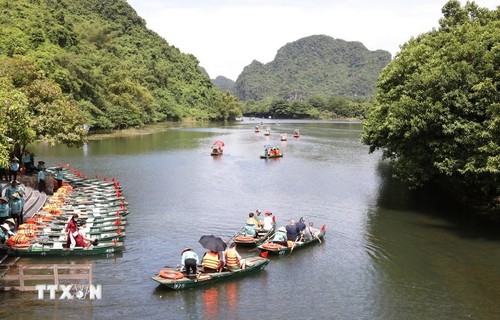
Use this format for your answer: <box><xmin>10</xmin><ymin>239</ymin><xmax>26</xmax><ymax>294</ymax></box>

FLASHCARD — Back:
<box><xmin>234</xmin><ymin>35</ymin><xmax>391</xmax><ymax>101</ymax></box>
<box><xmin>0</xmin><ymin>0</ymin><xmax>242</xmax><ymax>132</ymax></box>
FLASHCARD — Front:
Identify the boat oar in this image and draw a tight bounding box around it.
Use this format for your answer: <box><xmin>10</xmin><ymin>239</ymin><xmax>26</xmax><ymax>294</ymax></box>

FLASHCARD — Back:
<box><xmin>289</xmin><ymin>236</ymin><xmax>300</xmax><ymax>255</ymax></box>
<box><xmin>227</xmin><ymin>227</ymin><xmax>245</xmax><ymax>243</ymax></box>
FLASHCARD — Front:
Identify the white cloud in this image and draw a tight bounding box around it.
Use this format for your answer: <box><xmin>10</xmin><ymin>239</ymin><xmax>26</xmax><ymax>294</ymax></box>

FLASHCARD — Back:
<box><xmin>127</xmin><ymin>0</ymin><xmax>499</xmax><ymax>81</ymax></box>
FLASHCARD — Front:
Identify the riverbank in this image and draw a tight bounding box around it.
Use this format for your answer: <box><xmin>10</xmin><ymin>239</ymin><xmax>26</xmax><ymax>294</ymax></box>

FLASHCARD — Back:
<box><xmin>87</xmin><ymin>122</ymin><xmax>180</xmax><ymax>140</ymax></box>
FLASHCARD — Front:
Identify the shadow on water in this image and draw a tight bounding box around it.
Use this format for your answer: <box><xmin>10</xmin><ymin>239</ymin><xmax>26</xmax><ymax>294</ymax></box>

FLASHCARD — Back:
<box><xmin>374</xmin><ymin>160</ymin><xmax>500</xmax><ymax>242</ymax></box>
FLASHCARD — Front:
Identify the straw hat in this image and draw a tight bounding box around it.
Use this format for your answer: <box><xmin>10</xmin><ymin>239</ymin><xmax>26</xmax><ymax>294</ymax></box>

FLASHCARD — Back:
<box><xmin>0</xmin><ymin>223</ymin><xmax>10</xmax><ymax>230</ymax></box>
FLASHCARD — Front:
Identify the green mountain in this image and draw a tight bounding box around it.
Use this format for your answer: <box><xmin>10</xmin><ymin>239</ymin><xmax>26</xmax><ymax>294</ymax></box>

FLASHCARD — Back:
<box><xmin>0</xmin><ymin>0</ymin><xmax>242</xmax><ymax>131</ymax></box>
<box><xmin>212</xmin><ymin>76</ymin><xmax>236</xmax><ymax>95</ymax></box>
<box><xmin>234</xmin><ymin>35</ymin><xmax>391</xmax><ymax>101</ymax></box>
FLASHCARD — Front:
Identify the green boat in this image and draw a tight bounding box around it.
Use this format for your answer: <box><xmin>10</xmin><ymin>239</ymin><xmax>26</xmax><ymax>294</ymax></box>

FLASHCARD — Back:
<box><xmin>53</xmin><ymin>215</ymin><xmax>127</xmax><ymax>225</ymax></box>
<box><xmin>257</xmin><ymin>225</ymin><xmax>326</xmax><ymax>256</ymax></box>
<box><xmin>232</xmin><ymin>225</ymin><xmax>275</xmax><ymax>247</ymax></box>
<box><xmin>37</xmin><ymin>231</ymin><xmax>126</xmax><ymax>243</ymax></box>
<box><xmin>151</xmin><ymin>256</ymin><xmax>270</xmax><ymax>290</ymax></box>
<box><xmin>1</xmin><ymin>241</ymin><xmax>124</xmax><ymax>257</ymax></box>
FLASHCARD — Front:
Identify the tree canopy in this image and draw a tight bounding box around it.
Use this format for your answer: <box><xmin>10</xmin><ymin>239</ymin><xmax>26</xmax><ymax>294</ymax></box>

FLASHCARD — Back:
<box><xmin>361</xmin><ymin>1</ymin><xmax>499</xmax><ymax>206</ymax></box>
<box><xmin>0</xmin><ymin>0</ymin><xmax>242</xmax><ymax>165</ymax></box>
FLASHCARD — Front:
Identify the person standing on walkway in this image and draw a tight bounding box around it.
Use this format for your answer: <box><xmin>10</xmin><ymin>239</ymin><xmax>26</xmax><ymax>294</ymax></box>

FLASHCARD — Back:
<box><xmin>0</xmin><ymin>197</ymin><xmax>10</xmax><ymax>224</ymax></box>
<box><xmin>38</xmin><ymin>166</ymin><xmax>47</xmax><ymax>193</ymax></box>
<box><xmin>9</xmin><ymin>193</ymin><xmax>23</xmax><ymax>228</ymax></box>
<box><xmin>8</xmin><ymin>157</ymin><xmax>19</xmax><ymax>182</ymax></box>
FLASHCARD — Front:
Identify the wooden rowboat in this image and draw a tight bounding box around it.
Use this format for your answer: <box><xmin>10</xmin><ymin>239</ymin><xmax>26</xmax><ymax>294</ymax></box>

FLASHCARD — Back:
<box><xmin>232</xmin><ymin>225</ymin><xmax>275</xmax><ymax>247</ymax></box>
<box><xmin>257</xmin><ymin>225</ymin><xmax>326</xmax><ymax>256</ymax></box>
<box><xmin>260</xmin><ymin>154</ymin><xmax>283</xmax><ymax>159</ymax></box>
<box><xmin>151</xmin><ymin>255</ymin><xmax>269</xmax><ymax>290</ymax></box>
<box><xmin>1</xmin><ymin>241</ymin><xmax>124</xmax><ymax>257</ymax></box>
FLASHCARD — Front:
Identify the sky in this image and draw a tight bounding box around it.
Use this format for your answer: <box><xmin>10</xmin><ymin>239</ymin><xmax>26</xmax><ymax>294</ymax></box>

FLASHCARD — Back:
<box><xmin>127</xmin><ymin>0</ymin><xmax>498</xmax><ymax>81</ymax></box>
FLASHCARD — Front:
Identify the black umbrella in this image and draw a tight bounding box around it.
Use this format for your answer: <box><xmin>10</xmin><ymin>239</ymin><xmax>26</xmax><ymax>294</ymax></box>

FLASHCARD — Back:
<box><xmin>199</xmin><ymin>235</ymin><xmax>227</xmax><ymax>252</ymax></box>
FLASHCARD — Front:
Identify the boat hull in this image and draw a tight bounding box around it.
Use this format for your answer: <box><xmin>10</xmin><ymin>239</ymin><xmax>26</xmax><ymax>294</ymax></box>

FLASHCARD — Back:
<box><xmin>258</xmin><ymin>226</ymin><xmax>326</xmax><ymax>255</ymax></box>
<box><xmin>260</xmin><ymin>155</ymin><xmax>283</xmax><ymax>159</ymax></box>
<box><xmin>1</xmin><ymin>242</ymin><xmax>124</xmax><ymax>257</ymax></box>
<box><xmin>151</xmin><ymin>256</ymin><xmax>269</xmax><ymax>290</ymax></box>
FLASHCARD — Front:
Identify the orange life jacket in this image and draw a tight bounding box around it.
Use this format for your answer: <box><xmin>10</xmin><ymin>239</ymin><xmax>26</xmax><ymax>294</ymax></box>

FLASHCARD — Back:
<box><xmin>202</xmin><ymin>251</ymin><xmax>220</xmax><ymax>270</ymax></box>
<box><xmin>225</xmin><ymin>249</ymin><xmax>239</xmax><ymax>268</ymax></box>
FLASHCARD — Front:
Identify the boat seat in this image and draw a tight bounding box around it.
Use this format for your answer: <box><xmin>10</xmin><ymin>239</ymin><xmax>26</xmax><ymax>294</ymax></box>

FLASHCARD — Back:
<box><xmin>52</xmin><ymin>242</ymin><xmax>63</xmax><ymax>249</ymax></box>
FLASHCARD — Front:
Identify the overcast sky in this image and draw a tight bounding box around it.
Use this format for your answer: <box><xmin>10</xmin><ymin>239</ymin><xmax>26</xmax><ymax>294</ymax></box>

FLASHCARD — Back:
<box><xmin>127</xmin><ymin>0</ymin><xmax>498</xmax><ymax>81</ymax></box>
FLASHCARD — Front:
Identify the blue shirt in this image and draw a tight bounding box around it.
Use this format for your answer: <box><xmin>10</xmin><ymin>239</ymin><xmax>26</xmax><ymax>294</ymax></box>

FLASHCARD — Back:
<box><xmin>296</xmin><ymin>221</ymin><xmax>306</xmax><ymax>232</ymax></box>
<box><xmin>10</xmin><ymin>199</ymin><xmax>23</xmax><ymax>216</ymax></box>
<box><xmin>55</xmin><ymin>170</ymin><xmax>64</xmax><ymax>180</ymax></box>
<box><xmin>286</xmin><ymin>224</ymin><xmax>300</xmax><ymax>240</ymax></box>
<box><xmin>10</xmin><ymin>161</ymin><xmax>19</xmax><ymax>171</ymax></box>
<box><xmin>0</xmin><ymin>203</ymin><xmax>9</xmax><ymax>218</ymax></box>
<box><xmin>38</xmin><ymin>170</ymin><xmax>46</xmax><ymax>180</ymax></box>
<box><xmin>272</xmin><ymin>231</ymin><xmax>287</xmax><ymax>243</ymax></box>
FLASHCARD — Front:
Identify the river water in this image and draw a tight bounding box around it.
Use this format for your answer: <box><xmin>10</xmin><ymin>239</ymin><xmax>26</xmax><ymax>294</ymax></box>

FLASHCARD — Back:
<box><xmin>1</xmin><ymin>120</ymin><xmax>499</xmax><ymax>320</ymax></box>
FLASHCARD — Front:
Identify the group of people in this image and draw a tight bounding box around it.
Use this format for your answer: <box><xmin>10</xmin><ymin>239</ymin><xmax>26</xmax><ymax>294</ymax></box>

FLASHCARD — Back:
<box><xmin>264</xmin><ymin>147</ymin><xmax>282</xmax><ymax>158</ymax></box>
<box><xmin>179</xmin><ymin>242</ymin><xmax>247</xmax><ymax>277</ymax></box>
<box><xmin>1</xmin><ymin>153</ymin><xmax>64</xmax><ymax>194</ymax></box>
<box><xmin>36</xmin><ymin>162</ymin><xmax>64</xmax><ymax>193</ymax></box>
<box><xmin>0</xmin><ymin>151</ymin><xmax>40</xmax><ymax>182</ymax></box>
<box><xmin>0</xmin><ymin>180</ymin><xmax>26</xmax><ymax>229</ymax></box>
<box><xmin>64</xmin><ymin>214</ymin><xmax>98</xmax><ymax>249</ymax></box>
<box><xmin>244</xmin><ymin>209</ymin><xmax>274</xmax><ymax>237</ymax></box>
<box><xmin>271</xmin><ymin>217</ymin><xmax>320</xmax><ymax>247</ymax></box>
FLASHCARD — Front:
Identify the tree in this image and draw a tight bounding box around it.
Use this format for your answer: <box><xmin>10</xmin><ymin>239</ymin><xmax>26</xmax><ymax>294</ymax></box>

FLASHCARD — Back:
<box><xmin>0</xmin><ymin>56</ymin><xmax>87</xmax><ymax>163</ymax></box>
<box><xmin>361</xmin><ymin>1</ymin><xmax>499</xmax><ymax>205</ymax></box>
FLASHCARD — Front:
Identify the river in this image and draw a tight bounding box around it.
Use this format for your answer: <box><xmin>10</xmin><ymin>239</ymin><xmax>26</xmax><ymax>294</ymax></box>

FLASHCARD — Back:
<box><xmin>1</xmin><ymin>119</ymin><xmax>499</xmax><ymax>320</ymax></box>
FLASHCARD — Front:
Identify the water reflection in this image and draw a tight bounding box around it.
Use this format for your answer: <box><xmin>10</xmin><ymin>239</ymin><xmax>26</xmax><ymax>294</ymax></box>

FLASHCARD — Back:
<box><xmin>8</xmin><ymin>120</ymin><xmax>499</xmax><ymax>319</ymax></box>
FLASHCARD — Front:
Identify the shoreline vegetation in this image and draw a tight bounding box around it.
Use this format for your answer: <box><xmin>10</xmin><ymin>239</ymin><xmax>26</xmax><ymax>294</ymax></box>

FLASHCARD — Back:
<box><xmin>86</xmin><ymin>118</ymin><xmax>362</xmax><ymax>140</ymax></box>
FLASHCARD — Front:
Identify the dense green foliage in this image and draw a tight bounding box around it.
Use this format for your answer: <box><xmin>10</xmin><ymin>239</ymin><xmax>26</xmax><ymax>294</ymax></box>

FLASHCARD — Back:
<box><xmin>0</xmin><ymin>0</ymin><xmax>242</xmax><ymax>164</ymax></box>
<box><xmin>362</xmin><ymin>1</ymin><xmax>499</xmax><ymax>207</ymax></box>
<box><xmin>243</xmin><ymin>96</ymin><xmax>372</xmax><ymax>119</ymax></box>
<box><xmin>234</xmin><ymin>35</ymin><xmax>391</xmax><ymax>102</ymax></box>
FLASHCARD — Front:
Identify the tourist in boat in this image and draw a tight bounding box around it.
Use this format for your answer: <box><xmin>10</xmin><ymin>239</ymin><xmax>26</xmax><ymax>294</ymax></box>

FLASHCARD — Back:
<box><xmin>180</xmin><ymin>248</ymin><xmax>200</xmax><ymax>276</ymax></box>
<box><xmin>201</xmin><ymin>250</ymin><xmax>223</xmax><ymax>273</ymax></box>
<box><xmin>296</xmin><ymin>217</ymin><xmax>306</xmax><ymax>233</ymax></box>
<box><xmin>54</xmin><ymin>166</ymin><xmax>64</xmax><ymax>191</ymax></box>
<box><xmin>285</xmin><ymin>220</ymin><xmax>301</xmax><ymax>247</ymax></box>
<box><xmin>9</xmin><ymin>193</ymin><xmax>23</xmax><ymax>228</ymax></box>
<box><xmin>303</xmin><ymin>222</ymin><xmax>320</xmax><ymax>241</ymax></box>
<box><xmin>254</xmin><ymin>209</ymin><xmax>263</xmax><ymax>228</ymax></box>
<box><xmin>224</xmin><ymin>242</ymin><xmax>246</xmax><ymax>270</ymax></box>
<box><xmin>271</xmin><ymin>226</ymin><xmax>287</xmax><ymax>245</ymax></box>
<box><xmin>244</xmin><ymin>212</ymin><xmax>259</xmax><ymax>236</ymax></box>
<box><xmin>76</xmin><ymin>221</ymin><xmax>96</xmax><ymax>248</ymax></box>
<box><xmin>262</xmin><ymin>211</ymin><xmax>274</xmax><ymax>231</ymax></box>
<box><xmin>264</xmin><ymin>148</ymin><xmax>269</xmax><ymax>158</ymax></box>
<box><xmin>0</xmin><ymin>197</ymin><xmax>9</xmax><ymax>224</ymax></box>
<box><xmin>65</xmin><ymin>214</ymin><xmax>79</xmax><ymax>248</ymax></box>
